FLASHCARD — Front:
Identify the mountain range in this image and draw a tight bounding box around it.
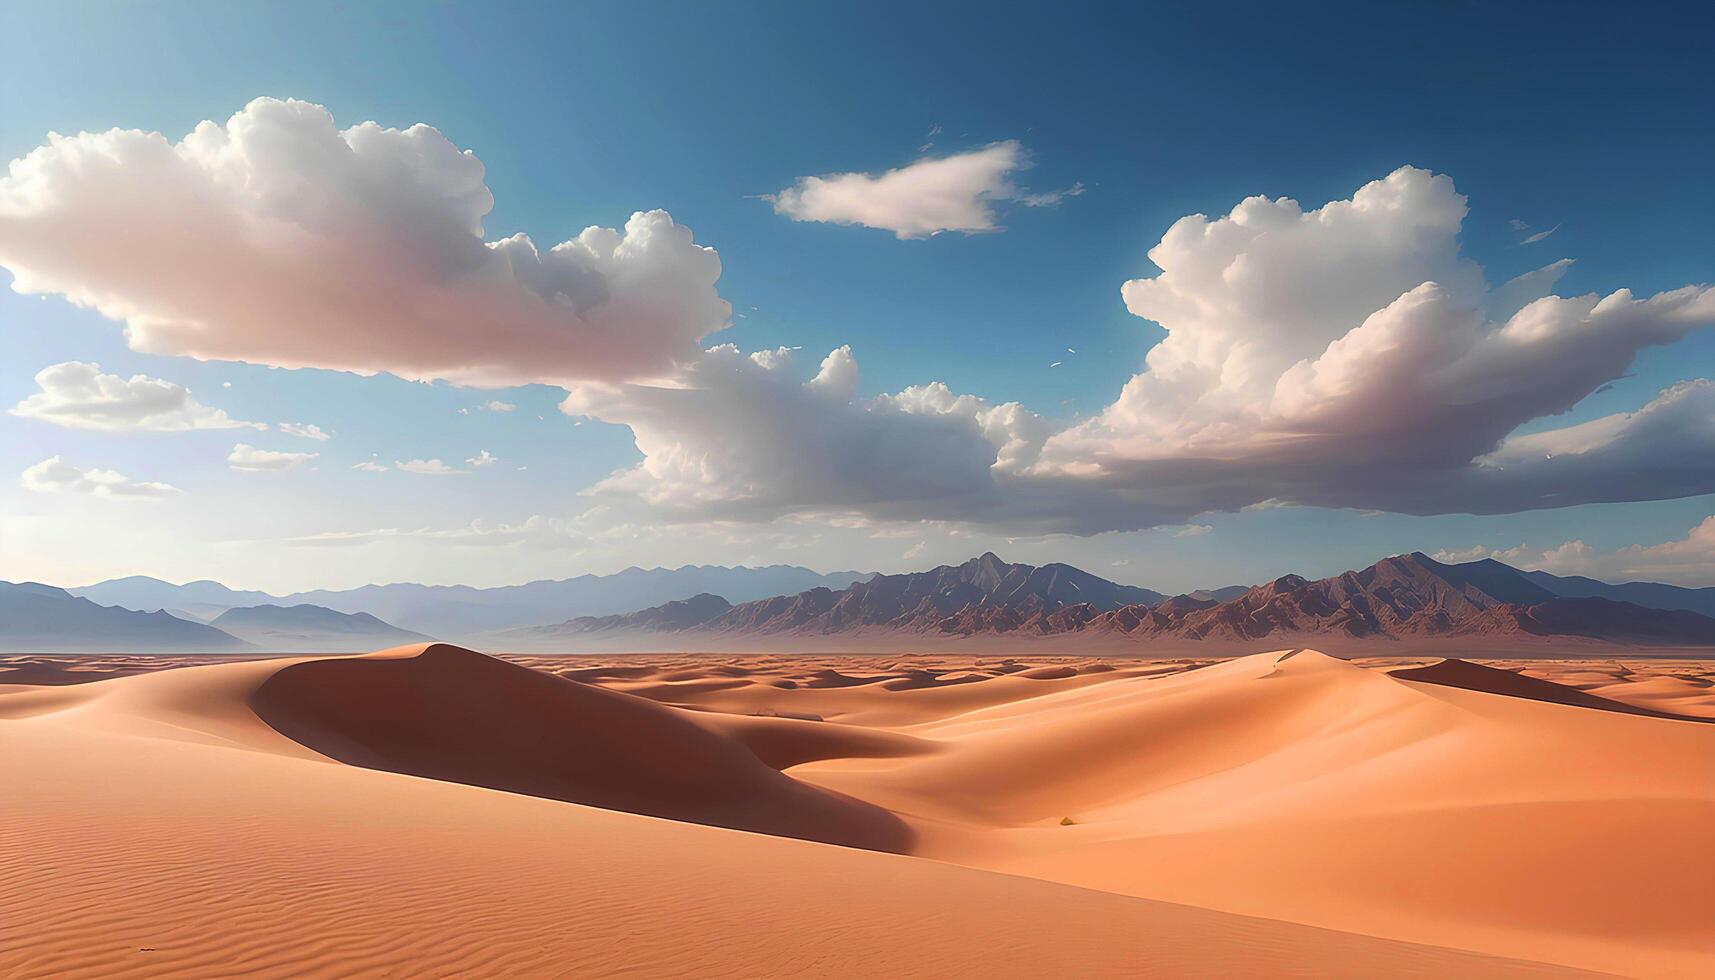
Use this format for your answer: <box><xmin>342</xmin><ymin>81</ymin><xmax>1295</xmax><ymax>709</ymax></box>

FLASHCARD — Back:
<box><xmin>14</xmin><ymin>552</ymin><xmax>1715</xmax><ymax>653</ymax></box>
<box><xmin>0</xmin><ymin>582</ymin><xmax>250</xmax><ymax>653</ymax></box>
<box><xmin>501</xmin><ymin>552</ymin><xmax>1715</xmax><ymax>650</ymax></box>
<box><xmin>68</xmin><ymin>565</ymin><xmax>870</xmax><ymax>637</ymax></box>
<box><xmin>208</xmin><ymin>604</ymin><xmax>432</xmax><ymax>653</ymax></box>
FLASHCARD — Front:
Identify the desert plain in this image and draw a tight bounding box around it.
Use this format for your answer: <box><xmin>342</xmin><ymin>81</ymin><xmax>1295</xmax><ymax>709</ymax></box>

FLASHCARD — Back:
<box><xmin>1</xmin><ymin>644</ymin><xmax>1711</xmax><ymax>978</ymax></box>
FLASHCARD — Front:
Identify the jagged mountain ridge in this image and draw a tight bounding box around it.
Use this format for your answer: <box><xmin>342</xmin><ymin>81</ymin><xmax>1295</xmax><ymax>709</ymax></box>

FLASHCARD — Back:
<box><xmin>700</xmin><ymin>553</ymin><xmax>1166</xmax><ymax>636</ymax></box>
<box><xmin>506</xmin><ymin>593</ymin><xmax>734</xmax><ymax>638</ymax></box>
<box><xmin>515</xmin><ymin>552</ymin><xmax>1715</xmax><ymax>646</ymax></box>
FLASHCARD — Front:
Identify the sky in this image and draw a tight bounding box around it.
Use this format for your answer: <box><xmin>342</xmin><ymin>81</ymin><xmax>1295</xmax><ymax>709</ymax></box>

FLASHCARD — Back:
<box><xmin>1</xmin><ymin>0</ymin><xmax>1713</xmax><ymax>594</ymax></box>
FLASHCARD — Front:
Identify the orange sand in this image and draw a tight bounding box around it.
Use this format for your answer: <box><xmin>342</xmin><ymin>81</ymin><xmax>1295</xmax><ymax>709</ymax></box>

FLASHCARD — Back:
<box><xmin>3</xmin><ymin>645</ymin><xmax>1710</xmax><ymax>978</ymax></box>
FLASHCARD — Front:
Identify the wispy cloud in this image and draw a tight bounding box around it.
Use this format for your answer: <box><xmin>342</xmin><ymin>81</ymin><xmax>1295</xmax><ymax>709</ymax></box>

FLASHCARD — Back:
<box><xmin>228</xmin><ymin>443</ymin><xmax>317</xmax><ymax>472</ymax></box>
<box><xmin>1521</xmin><ymin>222</ymin><xmax>1561</xmax><ymax>244</ymax></box>
<box><xmin>395</xmin><ymin>458</ymin><xmax>468</xmax><ymax>476</ymax></box>
<box><xmin>278</xmin><ymin>422</ymin><xmax>332</xmax><ymax>441</ymax></box>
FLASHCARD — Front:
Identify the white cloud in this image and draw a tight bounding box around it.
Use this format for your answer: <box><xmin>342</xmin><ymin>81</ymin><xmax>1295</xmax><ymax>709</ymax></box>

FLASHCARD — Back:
<box><xmin>480</xmin><ymin>400</ymin><xmax>516</xmax><ymax>412</ymax></box>
<box><xmin>350</xmin><ymin>461</ymin><xmax>389</xmax><ymax>473</ymax></box>
<box><xmin>395</xmin><ymin>458</ymin><xmax>467</xmax><ymax>476</ymax></box>
<box><xmin>1019</xmin><ymin>166</ymin><xmax>1714</xmax><ymax>529</ymax></box>
<box><xmin>571</xmin><ymin>167</ymin><xmax>1715</xmax><ymax>535</ymax></box>
<box><xmin>1016</xmin><ymin>182</ymin><xmax>1085</xmax><ymax>208</ymax></box>
<box><xmin>20</xmin><ymin>456</ymin><xmax>180</xmax><ymax>497</ymax></box>
<box><xmin>7</xmin><ymin>126</ymin><xmax>1712</xmax><ymax>545</ymax></box>
<box><xmin>0</xmin><ymin>97</ymin><xmax>730</xmax><ymax>387</ymax></box>
<box><xmin>228</xmin><ymin>443</ymin><xmax>317</xmax><ymax>472</ymax></box>
<box><xmin>766</xmin><ymin>140</ymin><xmax>1075</xmax><ymax>239</ymax></box>
<box><xmin>466</xmin><ymin>449</ymin><xmax>498</xmax><ymax>467</ymax></box>
<box><xmin>1521</xmin><ymin>223</ymin><xmax>1561</xmax><ymax>244</ymax></box>
<box><xmin>1434</xmin><ymin>516</ymin><xmax>1715</xmax><ymax>588</ymax></box>
<box><xmin>278</xmin><ymin>422</ymin><xmax>331</xmax><ymax>440</ymax></box>
<box><xmin>564</xmin><ymin>344</ymin><xmax>1041</xmax><ymax>521</ymax></box>
<box><xmin>11</xmin><ymin>361</ymin><xmax>262</xmax><ymax>432</ymax></box>
<box><xmin>1175</xmin><ymin>524</ymin><xmax>1213</xmax><ymax>538</ymax></box>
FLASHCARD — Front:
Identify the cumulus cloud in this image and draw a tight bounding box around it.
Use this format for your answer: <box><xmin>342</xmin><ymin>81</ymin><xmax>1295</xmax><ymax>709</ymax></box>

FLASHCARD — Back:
<box><xmin>11</xmin><ymin>361</ymin><xmax>262</xmax><ymax>432</ymax></box>
<box><xmin>0</xmin><ymin>97</ymin><xmax>730</xmax><ymax>386</ymax></box>
<box><xmin>563</xmin><ymin>344</ymin><xmax>1045</xmax><ymax>521</ymax></box>
<box><xmin>395</xmin><ymin>458</ymin><xmax>467</xmax><ymax>476</ymax></box>
<box><xmin>228</xmin><ymin>443</ymin><xmax>316</xmax><ymax>472</ymax></box>
<box><xmin>20</xmin><ymin>456</ymin><xmax>180</xmax><ymax>497</ymax></box>
<box><xmin>277</xmin><ymin>422</ymin><xmax>331</xmax><ymax>440</ymax></box>
<box><xmin>466</xmin><ymin>449</ymin><xmax>498</xmax><ymax>467</ymax></box>
<box><xmin>766</xmin><ymin>140</ymin><xmax>1075</xmax><ymax>239</ymax></box>
<box><xmin>574</xmin><ymin>167</ymin><xmax>1715</xmax><ymax>534</ymax></box>
<box><xmin>1018</xmin><ymin>166</ymin><xmax>1715</xmax><ymax>529</ymax></box>
<box><xmin>480</xmin><ymin>400</ymin><xmax>516</xmax><ymax>412</ymax></box>
<box><xmin>1175</xmin><ymin>524</ymin><xmax>1213</xmax><ymax>538</ymax></box>
<box><xmin>1435</xmin><ymin>516</ymin><xmax>1715</xmax><ymax>588</ymax></box>
<box><xmin>7</xmin><ymin>122</ymin><xmax>1711</xmax><ymax>543</ymax></box>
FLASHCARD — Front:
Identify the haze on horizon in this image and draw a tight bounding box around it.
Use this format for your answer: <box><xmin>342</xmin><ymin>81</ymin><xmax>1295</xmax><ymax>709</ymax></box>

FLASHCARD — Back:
<box><xmin>2</xmin><ymin>1</ymin><xmax>1712</xmax><ymax>596</ymax></box>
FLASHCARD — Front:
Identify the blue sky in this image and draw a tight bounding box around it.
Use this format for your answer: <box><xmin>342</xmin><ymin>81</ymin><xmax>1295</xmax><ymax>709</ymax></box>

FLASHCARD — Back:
<box><xmin>1</xmin><ymin>1</ymin><xmax>1712</xmax><ymax>592</ymax></box>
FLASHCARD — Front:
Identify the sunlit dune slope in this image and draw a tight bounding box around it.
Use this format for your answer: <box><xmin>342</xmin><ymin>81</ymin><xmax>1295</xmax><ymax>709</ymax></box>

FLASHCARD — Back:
<box><xmin>787</xmin><ymin>649</ymin><xmax>1715</xmax><ymax>977</ymax></box>
<box><xmin>0</xmin><ymin>643</ymin><xmax>1593</xmax><ymax>979</ymax></box>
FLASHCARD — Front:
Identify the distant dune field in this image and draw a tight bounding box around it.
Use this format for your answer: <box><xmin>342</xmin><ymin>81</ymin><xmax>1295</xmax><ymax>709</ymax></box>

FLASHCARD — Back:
<box><xmin>3</xmin><ymin>646</ymin><xmax>1710</xmax><ymax>978</ymax></box>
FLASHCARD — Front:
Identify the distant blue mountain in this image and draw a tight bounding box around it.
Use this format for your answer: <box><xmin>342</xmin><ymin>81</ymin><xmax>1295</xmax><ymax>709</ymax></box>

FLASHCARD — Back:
<box><xmin>1</xmin><ymin>581</ymin><xmax>248</xmax><ymax>653</ymax></box>
<box><xmin>1517</xmin><ymin>569</ymin><xmax>1715</xmax><ymax>619</ymax></box>
<box><xmin>70</xmin><ymin>565</ymin><xmax>873</xmax><ymax>639</ymax></box>
<box><xmin>209</xmin><ymin>604</ymin><xmax>431</xmax><ymax>652</ymax></box>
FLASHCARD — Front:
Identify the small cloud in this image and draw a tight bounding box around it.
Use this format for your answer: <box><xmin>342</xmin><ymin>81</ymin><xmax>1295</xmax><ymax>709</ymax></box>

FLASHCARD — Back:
<box><xmin>903</xmin><ymin>541</ymin><xmax>927</xmax><ymax>560</ymax></box>
<box><xmin>480</xmin><ymin>400</ymin><xmax>516</xmax><ymax>413</ymax></box>
<box><xmin>1509</xmin><ymin>218</ymin><xmax>1531</xmax><ymax>231</ymax></box>
<box><xmin>1111</xmin><ymin>558</ymin><xmax>1130</xmax><ymax>567</ymax></box>
<box><xmin>222</xmin><ymin>381</ymin><xmax>233</xmax><ymax>388</ymax></box>
<box><xmin>1015</xmin><ymin>182</ymin><xmax>1085</xmax><ymax>208</ymax></box>
<box><xmin>395</xmin><ymin>458</ymin><xmax>468</xmax><ymax>476</ymax></box>
<box><xmin>13</xmin><ymin>361</ymin><xmax>264</xmax><ymax>432</ymax></box>
<box><xmin>228</xmin><ymin>443</ymin><xmax>317</xmax><ymax>472</ymax></box>
<box><xmin>278</xmin><ymin>422</ymin><xmax>332</xmax><ymax>441</ymax></box>
<box><xmin>457</xmin><ymin>407</ymin><xmax>470</xmax><ymax>416</ymax></box>
<box><xmin>467</xmin><ymin>449</ymin><xmax>498</xmax><ymax>467</ymax></box>
<box><xmin>1049</xmin><ymin>361</ymin><xmax>1062</xmax><ymax>368</ymax></box>
<box><xmin>765</xmin><ymin>140</ymin><xmax>1076</xmax><ymax>239</ymax></box>
<box><xmin>20</xmin><ymin>456</ymin><xmax>180</xmax><ymax>497</ymax></box>
<box><xmin>1521</xmin><ymin>223</ymin><xmax>1561</xmax><ymax>245</ymax></box>
<box><xmin>351</xmin><ymin>461</ymin><xmax>389</xmax><ymax>473</ymax></box>
<box><xmin>1175</xmin><ymin>524</ymin><xmax>1214</xmax><ymax>538</ymax></box>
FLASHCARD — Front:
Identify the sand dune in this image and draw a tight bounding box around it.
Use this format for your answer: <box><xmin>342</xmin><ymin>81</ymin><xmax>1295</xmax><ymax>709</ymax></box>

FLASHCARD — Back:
<box><xmin>3</xmin><ymin>643</ymin><xmax>1709</xmax><ymax>977</ymax></box>
<box><xmin>251</xmin><ymin>643</ymin><xmax>907</xmax><ymax>850</ymax></box>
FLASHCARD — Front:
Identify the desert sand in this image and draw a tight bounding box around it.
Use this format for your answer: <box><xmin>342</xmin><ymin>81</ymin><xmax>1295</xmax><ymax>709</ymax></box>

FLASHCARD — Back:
<box><xmin>2</xmin><ymin>645</ymin><xmax>1710</xmax><ymax>978</ymax></box>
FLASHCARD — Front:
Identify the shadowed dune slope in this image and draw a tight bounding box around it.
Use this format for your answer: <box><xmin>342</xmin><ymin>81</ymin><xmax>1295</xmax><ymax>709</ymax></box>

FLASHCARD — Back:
<box><xmin>1390</xmin><ymin>656</ymin><xmax>1712</xmax><ymax>722</ymax></box>
<box><xmin>251</xmin><ymin>643</ymin><xmax>909</xmax><ymax>851</ymax></box>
